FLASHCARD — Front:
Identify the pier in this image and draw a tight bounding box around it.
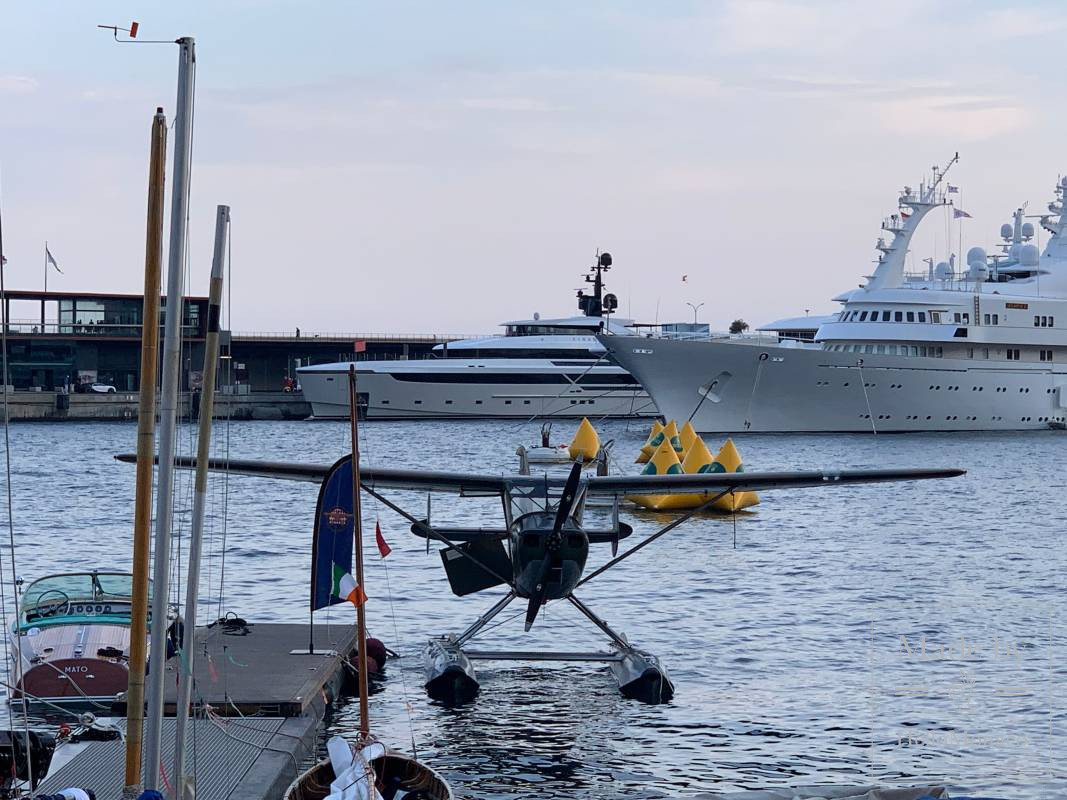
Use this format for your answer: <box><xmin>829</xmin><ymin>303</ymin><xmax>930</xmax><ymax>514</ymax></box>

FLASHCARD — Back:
<box><xmin>36</xmin><ymin>623</ymin><xmax>359</xmax><ymax>799</ymax></box>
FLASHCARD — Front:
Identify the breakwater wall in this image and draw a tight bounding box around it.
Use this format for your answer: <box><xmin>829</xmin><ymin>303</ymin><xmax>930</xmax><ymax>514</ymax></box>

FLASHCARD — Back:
<box><xmin>0</xmin><ymin>389</ymin><xmax>310</xmax><ymax>421</ymax></box>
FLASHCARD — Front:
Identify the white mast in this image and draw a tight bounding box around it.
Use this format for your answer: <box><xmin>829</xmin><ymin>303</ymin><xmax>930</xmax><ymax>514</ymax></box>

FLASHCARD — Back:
<box><xmin>144</xmin><ymin>35</ymin><xmax>196</xmax><ymax>792</ymax></box>
<box><xmin>173</xmin><ymin>204</ymin><xmax>228</xmax><ymax>798</ymax></box>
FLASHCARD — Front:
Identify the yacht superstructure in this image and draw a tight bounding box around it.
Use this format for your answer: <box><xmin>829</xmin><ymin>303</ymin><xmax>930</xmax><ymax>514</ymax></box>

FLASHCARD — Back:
<box><xmin>299</xmin><ymin>254</ymin><xmax>657</xmax><ymax>420</ymax></box>
<box><xmin>602</xmin><ymin>161</ymin><xmax>1067</xmax><ymax>433</ymax></box>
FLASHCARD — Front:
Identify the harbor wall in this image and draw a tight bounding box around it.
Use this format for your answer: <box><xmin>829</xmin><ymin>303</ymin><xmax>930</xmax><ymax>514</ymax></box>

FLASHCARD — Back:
<box><xmin>0</xmin><ymin>389</ymin><xmax>310</xmax><ymax>421</ymax></box>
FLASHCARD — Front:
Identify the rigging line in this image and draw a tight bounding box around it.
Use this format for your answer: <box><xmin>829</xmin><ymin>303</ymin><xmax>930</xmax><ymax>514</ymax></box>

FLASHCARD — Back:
<box><xmin>857</xmin><ymin>359</ymin><xmax>878</xmax><ymax>435</ymax></box>
<box><xmin>740</xmin><ymin>353</ymin><xmax>769</xmax><ymax>430</ymax></box>
<box><xmin>0</xmin><ymin>176</ymin><xmax>35</xmax><ymax>789</ymax></box>
<box><xmin>216</xmin><ymin>223</ymin><xmax>233</xmax><ymax>624</ymax></box>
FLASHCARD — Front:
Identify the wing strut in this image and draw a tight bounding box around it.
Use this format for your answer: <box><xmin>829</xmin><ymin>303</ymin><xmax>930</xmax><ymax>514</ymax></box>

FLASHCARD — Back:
<box><xmin>361</xmin><ymin>483</ymin><xmax>516</xmax><ymax>590</ymax></box>
<box><xmin>575</xmin><ymin>488</ymin><xmax>732</xmax><ymax>589</ymax></box>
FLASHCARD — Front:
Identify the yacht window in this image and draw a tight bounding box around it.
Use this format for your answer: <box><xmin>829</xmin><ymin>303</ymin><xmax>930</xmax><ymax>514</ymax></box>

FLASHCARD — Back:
<box><xmin>475</xmin><ymin>400</ymin><xmax>483</xmax><ymax>405</ymax></box>
<box><xmin>906</xmin><ymin>312</ymin><xmax>915</xmax><ymax>322</ymax></box>
<box><xmin>414</xmin><ymin>400</ymin><xmax>423</xmax><ymax>404</ymax></box>
<box><xmin>504</xmin><ymin>400</ymin><xmax>512</xmax><ymax>405</ymax></box>
<box><xmin>954</xmin><ymin>313</ymin><xmax>961</xmax><ymax>324</ymax></box>
<box><xmin>876</xmin><ymin>344</ymin><xmax>885</xmax><ymax>354</ymax></box>
<box><xmin>445</xmin><ymin>400</ymin><xmax>453</xmax><ymax>404</ymax></box>
<box><xmin>859</xmin><ymin>311</ymin><xmax>868</xmax><ymax>321</ymax></box>
<box><xmin>992</xmin><ymin>314</ymin><xmax>998</xmax><ymax>324</ymax></box>
<box><xmin>1041</xmin><ymin>350</ymin><xmax>1053</xmax><ymax>362</ymax></box>
<box><xmin>882</xmin><ymin>311</ymin><xmax>891</xmax><ymax>321</ymax></box>
<box><xmin>935</xmin><ymin>346</ymin><xmax>943</xmax><ymax>357</ymax></box>
<box><xmin>1007</xmin><ymin>349</ymin><xmax>1020</xmax><ymax>360</ymax></box>
<box><xmin>920</xmin><ymin>346</ymin><xmax>928</xmax><ymax>357</ymax></box>
<box><xmin>894</xmin><ymin>311</ymin><xmax>903</xmax><ymax>322</ymax></box>
<box><xmin>1035</xmin><ymin>315</ymin><xmax>1041</xmax><ymax>327</ymax></box>
<box><xmin>931</xmin><ymin>311</ymin><xmax>941</xmax><ymax>323</ymax></box>
<box><xmin>1042</xmin><ymin>315</ymin><xmax>1049</xmax><ymax>327</ymax></box>
<box><xmin>968</xmin><ymin>348</ymin><xmax>974</xmax><ymax>359</ymax></box>
<box><xmin>1050</xmin><ymin>316</ymin><xmax>1055</xmax><ymax>327</ymax></box>
<box><xmin>984</xmin><ymin>313</ymin><xmax>990</xmax><ymax>325</ymax></box>
<box><xmin>864</xmin><ymin>345</ymin><xmax>874</xmax><ymax>354</ymax></box>
<box><xmin>910</xmin><ymin>346</ymin><xmax>919</xmax><ymax>356</ymax></box>
<box><xmin>963</xmin><ymin>313</ymin><xmax>970</xmax><ymax>324</ymax></box>
<box><xmin>918</xmin><ymin>312</ymin><xmax>927</xmax><ymax>322</ymax></box>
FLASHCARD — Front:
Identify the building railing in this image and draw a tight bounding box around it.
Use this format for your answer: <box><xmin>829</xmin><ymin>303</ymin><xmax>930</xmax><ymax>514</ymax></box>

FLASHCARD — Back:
<box><xmin>3</xmin><ymin>319</ymin><xmax>201</xmax><ymax>337</ymax></box>
<box><xmin>230</xmin><ymin>331</ymin><xmax>489</xmax><ymax>343</ymax></box>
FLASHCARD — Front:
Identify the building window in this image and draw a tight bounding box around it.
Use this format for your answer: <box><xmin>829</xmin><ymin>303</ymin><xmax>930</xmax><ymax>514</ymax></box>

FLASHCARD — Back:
<box><xmin>882</xmin><ymin>311</ymin><xmax>891</xmax><ymax>321</ymax></box>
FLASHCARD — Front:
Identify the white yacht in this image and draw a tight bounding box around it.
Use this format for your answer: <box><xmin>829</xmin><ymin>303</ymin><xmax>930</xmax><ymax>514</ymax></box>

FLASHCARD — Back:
<box><xmin>602</xmin><ymin>160</ymin><xmax>1067</xmax><ymax>433</ymax></box>
<box><xmin>299</xmin><ymin>254</ymin><xmax>658</xmax><ymax>420</ymax></box>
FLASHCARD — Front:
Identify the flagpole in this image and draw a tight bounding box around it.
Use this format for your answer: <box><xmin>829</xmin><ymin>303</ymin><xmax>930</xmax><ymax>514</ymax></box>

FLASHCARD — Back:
<box><xmin>44</xmin><ymin>241</ymin><xmax>47</xmax><ymax>294</ymax></box>
<box><xmin>348</xmin><ymin>364</ymin><xmax>370</xmax><ymax>739</ymax></box>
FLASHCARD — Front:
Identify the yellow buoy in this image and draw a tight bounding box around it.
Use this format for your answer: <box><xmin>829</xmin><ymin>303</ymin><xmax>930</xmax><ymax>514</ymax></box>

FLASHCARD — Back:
<box><xmin>707</xmin><ymin>438</ymin><xmax>759</xmax><ymax>512</ymax></box>
<box><xmin>661</xmin><ymin>420</ymin><xmax>683</xmax><ymax>453</ymax></box>
<box><xmin>678</xmin><ymin>420</ymin><xmax>698</xmax><ymax>459</ymax></box>
<box><xmin>635</xmin><ymin>420</ymin><xmax>665</xmax><ymax>463</ymax></box>
<box><xmin>681</xmin><ymin>437</ymin><xmax>714</xmax><ymax>473</ymax></box>
<box><xmin>568</xmin><ymin>417</ymin><xmax>601</xmax><ymax>462</ymax></box>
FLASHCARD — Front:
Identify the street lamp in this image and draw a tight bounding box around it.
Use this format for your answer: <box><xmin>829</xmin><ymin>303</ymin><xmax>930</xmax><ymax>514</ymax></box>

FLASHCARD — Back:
<box><xmin>686</xmin><ymin>302</ymin><xmax>705</xmax><ymax>325</ymax></box>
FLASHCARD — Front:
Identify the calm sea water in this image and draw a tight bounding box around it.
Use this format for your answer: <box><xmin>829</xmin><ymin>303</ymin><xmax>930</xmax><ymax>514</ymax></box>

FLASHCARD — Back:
<box><xmin>0</xmin><ymin>418</ymin><xmax>1063</xmax><ymax>798</ymax></box>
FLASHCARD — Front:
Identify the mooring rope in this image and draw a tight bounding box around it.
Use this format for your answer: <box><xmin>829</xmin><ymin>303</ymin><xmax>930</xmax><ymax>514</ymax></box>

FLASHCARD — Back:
<box><xmin>856</xmin><ymin>358</ymin><xmax>878</xmax><ymax>435</ymax></box>
<box><xmin>741</xmin><ymin>352</ymin><xmax>769</xmax><ymax>431</ymax></box>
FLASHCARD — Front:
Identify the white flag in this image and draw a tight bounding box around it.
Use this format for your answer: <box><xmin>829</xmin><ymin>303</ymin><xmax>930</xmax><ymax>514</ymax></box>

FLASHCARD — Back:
<box><xmin>46</xmin><ymin>246</ymin><xmax>62</xmax><ymax>273</ymax></box>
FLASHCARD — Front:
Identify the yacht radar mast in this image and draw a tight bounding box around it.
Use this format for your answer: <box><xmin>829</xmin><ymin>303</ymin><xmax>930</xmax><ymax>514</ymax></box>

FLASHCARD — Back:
<box><xmin>865</xmin><ymin>152</ymin><xmax>959</xmax><ymax>292</ymax></box>
<box><xmin>577</xmin><ymin>251</ymin><xmax>618</xmax><ymax>318</ymax></box>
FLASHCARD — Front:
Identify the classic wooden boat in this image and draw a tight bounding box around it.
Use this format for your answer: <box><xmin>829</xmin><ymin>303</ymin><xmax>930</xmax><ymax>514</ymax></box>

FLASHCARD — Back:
<box><xmin>10</xmin><ymin>571</ymin><xmax>142</xmax><ymax>705</ymax></box>
<box><xmin>283</xmin><ymin>748</ymin><xmax>453</xmax><ymax>800</ymax></box>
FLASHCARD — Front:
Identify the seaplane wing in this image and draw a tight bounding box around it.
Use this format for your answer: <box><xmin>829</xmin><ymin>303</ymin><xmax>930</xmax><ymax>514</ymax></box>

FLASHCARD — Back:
<box><xmin>114</xmin><ymin>454</ymin><xmax>533</xmax><ymax>495</ymax></box>
<box><xmin>117</xmin><ymin>455</ymin><xmax>963</xmax><ymax>497</ymax></box>
<box><xmin>583</xmin><ymin>467</ymin><xmax>965</xmax><ymax>496</ymax></box>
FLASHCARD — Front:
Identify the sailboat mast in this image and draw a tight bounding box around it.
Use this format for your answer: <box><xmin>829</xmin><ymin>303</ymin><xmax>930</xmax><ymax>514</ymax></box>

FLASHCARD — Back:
<box><xmin>173</xmin><ymin>204</ymin><xmax>229</xmax><ymax>797</ymax></box>
<box><xmin>347</xmin><ymin>365</ymin><xmax>370</xmax><ymax>738</ymax></box>
<box><xmin>123</xmin><ymin>106</ymin><xmax>168</xmax><ymax>793</ymax></box>
<box><xmin>144</xmin><ymin>36</ymin><xmax>196</xmax><ymax>792</ymax></box>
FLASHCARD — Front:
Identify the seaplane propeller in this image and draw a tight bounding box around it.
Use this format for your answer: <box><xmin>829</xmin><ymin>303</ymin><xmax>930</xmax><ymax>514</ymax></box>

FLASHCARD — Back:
<box><xmin>524</xmin><ymin>462</ymin><xmax>582</xmax><ymax>632</ymax></box>
<box><xmin>120</xmin><ymin>452</ymin><xmax>965</xmax><ymax>707</ymax></box>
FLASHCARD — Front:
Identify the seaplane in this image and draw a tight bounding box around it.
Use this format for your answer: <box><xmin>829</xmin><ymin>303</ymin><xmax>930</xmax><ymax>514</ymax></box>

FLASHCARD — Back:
<box><xmin>120</xmin><ymin>449</ymin><xmax>965</xmax><ymax>706</ymax></box>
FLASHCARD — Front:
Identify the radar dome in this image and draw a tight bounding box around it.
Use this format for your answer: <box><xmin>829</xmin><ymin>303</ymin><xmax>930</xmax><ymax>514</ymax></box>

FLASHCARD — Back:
<box><xmin>968</xmin><ymin>263</ymin><xmax>989</xmax><ymax>282</ymax></box>
<box><xmin>934</xmin><ymin>261</ymin><xmax>954</xmax><ymax>280</ymax></box>
<box><xmin>1000</xmin><ymin>223</ymin><xmax>1014</xmax><ymax>240</ymax></box>
<box><xmin>533</xmin><ymin>312</ymin><xmax>540</xmax><ymax>320</ymax></box>
<box><xmin>967</xmin><ymin>246</ymin><xmax>987</xmax><ymax>267</ymax></box>
<box><xmin>1020</xmin><ymin>244</ymin><xmax>1040</xmax><ymax>266</ymax></box>
<box><xmin>1022</xmin><ymin>222</ymin><xmax>1035</xmax><ymax>239</ymax></box>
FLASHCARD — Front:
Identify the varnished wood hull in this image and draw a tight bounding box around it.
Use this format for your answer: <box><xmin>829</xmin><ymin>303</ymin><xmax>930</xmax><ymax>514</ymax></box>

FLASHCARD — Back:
<box><xmin>284</xmin><ymin>752</ymin><xmax>453</xmax><ymax>800</ymax></box>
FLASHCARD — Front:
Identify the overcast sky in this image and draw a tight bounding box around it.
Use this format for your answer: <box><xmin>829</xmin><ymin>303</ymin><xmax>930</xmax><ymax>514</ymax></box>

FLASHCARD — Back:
<box><xmin>1</xmin><ymin>1</ymin><xmax>1064</xmax><ymax>334</ymax></box>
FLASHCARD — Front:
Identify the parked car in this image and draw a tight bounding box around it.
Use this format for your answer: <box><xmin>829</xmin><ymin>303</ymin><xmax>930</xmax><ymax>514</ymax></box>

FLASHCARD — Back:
<box><xmin>89</xmin><ymin>383</ymin><xmax>116</xmax><ymax>394</ymax></box>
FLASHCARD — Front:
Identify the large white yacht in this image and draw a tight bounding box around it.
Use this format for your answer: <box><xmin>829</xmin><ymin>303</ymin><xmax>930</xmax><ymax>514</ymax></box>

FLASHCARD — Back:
<box><xmin>602</xmin><ymin>161</ymin><xmax>1067</xmax><ymax>433</ymax></box>
<box><xmin>299</xmin><ymin>255</ymin><xmax>658</xmax><ymax>420</ymax></box>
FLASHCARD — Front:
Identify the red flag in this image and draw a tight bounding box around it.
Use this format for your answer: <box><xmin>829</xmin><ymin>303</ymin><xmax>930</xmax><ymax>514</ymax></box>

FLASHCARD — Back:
<box><xmin>354</xmin><ymin>339</ymin><xmax>367</xmax><ymax>353</ymax></box>
<box><xmin>375</xmin><ymin>521</ymin><xmax>392</xmax><ymax>558</ymax></box>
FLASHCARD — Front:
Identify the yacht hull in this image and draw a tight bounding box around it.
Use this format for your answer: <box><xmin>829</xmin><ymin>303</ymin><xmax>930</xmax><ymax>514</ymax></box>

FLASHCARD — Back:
<box><xmin>299</xmin><ymin>367</ymin><xmax>658</xmax><ymax>420</ymax></box>
<box><xmin>602</xmin><ymin>335</ymin><xmax>1067</xmax><ymax>433</ymax></box>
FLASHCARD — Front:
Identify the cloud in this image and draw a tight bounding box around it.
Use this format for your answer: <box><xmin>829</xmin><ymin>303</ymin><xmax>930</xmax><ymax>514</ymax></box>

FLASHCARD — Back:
<box><xmin>459</xmin><ymin>97</ymin><xmax>562</xmax><ymax>112</ymax></box>
<box><xmin>0</xmin><ymin>75</ymin><xmax>38</xmax><ymax>94</ymax></box>
<box><xmin>871</xmin><ymin>94</ymin><xmax>1029</xmax><ymax>142</ymax></box>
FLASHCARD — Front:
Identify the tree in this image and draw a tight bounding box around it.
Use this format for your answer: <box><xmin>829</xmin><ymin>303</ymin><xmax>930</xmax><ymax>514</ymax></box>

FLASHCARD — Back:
<box><xmin>729</xmin><ymin>319</ymin><xmax>749</xmax><ymax>334</ymax></box>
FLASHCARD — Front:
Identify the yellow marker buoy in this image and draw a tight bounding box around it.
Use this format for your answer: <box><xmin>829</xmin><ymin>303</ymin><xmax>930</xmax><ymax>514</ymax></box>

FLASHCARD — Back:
<box><xmin>635</xmin><ymin>420</ymin><xmax>665</xmax><ymax>463</ymax></box>
<box><xmin>629</xmin><ymin>436</ymin><xmax>759</xmax><ymax>512</ymax></box>
<box><xmin>568</xmin><ymin>417</ymin><xmax>601</xmax><ymax>463</ymax></box>
<box><xmin>707</xmin><ymin>438</ymin><xmax>759</xmax><ymax>512</ymax></box>
<box><xmin>678</xmin><ymin>420</ymin><xmax>698</xmax><ymax>459</ymax></box>
<box><xmin>628</xmin><ymin>439</ymin><xmax>683</xmax><ymax>508</ymax></box>
<box><xmin>661</xmin><ymin>420</ymin><xmax>683</xmax><ymax>453</ymax></box>
<box><xmin>681</xmin><ymin>437</ymin><xmax>714</xmax><ymax>474</ymax></box>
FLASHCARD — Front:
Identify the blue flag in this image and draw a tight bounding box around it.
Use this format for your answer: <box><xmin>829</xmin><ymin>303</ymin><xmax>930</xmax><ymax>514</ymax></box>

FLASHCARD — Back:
<box><xmin>311</xmin><ymin>455</ymin><xmax>355</xmax><ymax>611</ymax></box>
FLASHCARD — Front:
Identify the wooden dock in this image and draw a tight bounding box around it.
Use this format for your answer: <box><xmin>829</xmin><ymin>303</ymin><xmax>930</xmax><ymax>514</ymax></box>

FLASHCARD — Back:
<box><xmin>40</xmin><ymin>623</ymin><xmax>358</xmax><ymax>799</ymax></box>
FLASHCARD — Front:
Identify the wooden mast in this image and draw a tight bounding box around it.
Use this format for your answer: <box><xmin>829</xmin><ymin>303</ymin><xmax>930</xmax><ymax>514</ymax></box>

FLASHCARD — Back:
<box><xmin>347</xmin><ymin>364</ymin><xmax>370</xmax><ymax>738</ymax></box>
<box><xmin>124</xmin><ymin>106</ymin><xmax>167</xmax><ymax>791</ymax></box>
